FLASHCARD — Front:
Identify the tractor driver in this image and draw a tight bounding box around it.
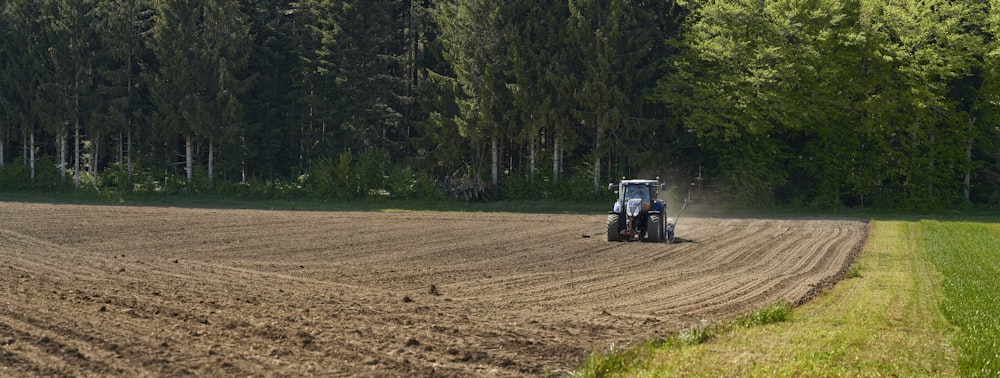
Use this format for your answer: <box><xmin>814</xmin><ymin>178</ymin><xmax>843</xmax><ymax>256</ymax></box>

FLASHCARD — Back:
<box><xmin>625</xmin><ymin>185</ymin><xmax>651</xmax><ymax>207</ymax></box>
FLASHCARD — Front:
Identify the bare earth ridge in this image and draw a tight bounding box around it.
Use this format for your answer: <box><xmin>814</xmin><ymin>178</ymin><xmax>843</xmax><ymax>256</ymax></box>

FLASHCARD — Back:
<box><xmin>0</xmin><ymin>202</ymin><xmax>867</xmax><ymax>376</ymax></box>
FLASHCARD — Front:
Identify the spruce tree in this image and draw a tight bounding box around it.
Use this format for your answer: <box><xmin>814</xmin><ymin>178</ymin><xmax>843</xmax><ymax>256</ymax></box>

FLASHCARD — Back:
<box><xmin>94</xmin><ymin>0</ymin><xmax>153</xmax><ymax>190</ymax></box>
<box><xmin>433</xmin><ymin>0</ymin><xmax>510</xmax><ymax>194</ymax></box>
<box><xmin>44</xmin><ymin>0</ymin><xmax>102</xmax><ymax>188</ymax></box>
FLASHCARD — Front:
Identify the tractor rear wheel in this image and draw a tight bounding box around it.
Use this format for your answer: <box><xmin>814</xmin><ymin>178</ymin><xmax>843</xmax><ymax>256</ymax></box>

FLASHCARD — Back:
<box><xmin>648</xmin><ymin>214</ymin><xmax>664</xmax><ymax>242</ymax></box>
<box><xmin>607</xmin><ymin>214</ymin><xmax>622</xmax><ymax>242</ymax></box>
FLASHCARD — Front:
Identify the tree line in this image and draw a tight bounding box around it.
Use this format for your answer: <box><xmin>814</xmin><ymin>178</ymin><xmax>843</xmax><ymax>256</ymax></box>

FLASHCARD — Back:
<box><xmin>1</xmin><ymin>0</ymin><xmax>998</xmax><ymax>209</ymax></box>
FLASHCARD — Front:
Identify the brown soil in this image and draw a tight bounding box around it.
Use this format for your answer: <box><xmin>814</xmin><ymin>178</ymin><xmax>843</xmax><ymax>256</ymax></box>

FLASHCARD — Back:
<box><xmin>0</xmin><ymin>202</ymin><xmax>867</xmax><ymax>377</ymax></box>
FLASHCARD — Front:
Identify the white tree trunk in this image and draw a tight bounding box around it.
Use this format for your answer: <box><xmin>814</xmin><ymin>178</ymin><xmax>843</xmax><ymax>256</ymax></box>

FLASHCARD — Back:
<box><xmin>91</xmin><ymin>131</ymin><xmax>99</xmax><ymax>188</ymax></box>
<box><xmin>118</xmin><ymin>132</ymin><xmax>124</xmax><ymax>164</ymax></box>
<box><xmin>186</xmin><ymin>136</ymin><xmax>194</xmax><ymax>184</ymax></box>
<box><xmin>29</xmin><ymin>131</ymin><xmax>35</xmax><ymax>182</ymax></box>
<box><xmin>593</xmin><ymin>127</ymin><xmax>601</xmax><ymax>194</ymax></box>
<box><xmin>74</xmin><ymin>62</ymin><xmax>82</xmax><ymax>189</ymax></box>
<box><xmin>58</xmin><ymin>134</ymin><xmax>66</xmax><ymax>179</ymax></box>
<box><xmin>593</xmin><ymin>156</ymin><xmax>601</xmax><ymax>195</ymax></box>
<box><xmin>74</xmin><ymin>120</ymin><xmax>81</xmax><ymax>188</ymax></box>
<box><xmin>552</xmin><ymin>134</ymin><xmax>561</xmax><ymax>183</ymax></box>
<box><xmin>241</xmin><ymin>135</ymin><xmax>247</xmax><ymax>183</ymax></box>
<box><xmin>127</xmin><ymin>131</ymin><xmax>133</xmax><ymax>189</ymax></box>
<box><xmin>208</xmin><ymin>137</ymin><xmax>214</xmax><ymax>185</ymax></box>
<box><xmin>529</xmin><ymin>134</ymin><xmax>536</xmax><ymax>183</ymax></box>
<box><xmin>491</xmin><ymin>135</ymin><xmax>499</xmax><ymax>188</ymax></box>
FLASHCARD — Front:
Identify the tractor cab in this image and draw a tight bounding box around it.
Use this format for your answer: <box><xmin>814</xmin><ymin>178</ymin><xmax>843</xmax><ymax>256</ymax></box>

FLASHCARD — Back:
<box><xmin>624</xmin><ymin>184</ymin><xmax>651</xmax><ymax>206</ymax></box>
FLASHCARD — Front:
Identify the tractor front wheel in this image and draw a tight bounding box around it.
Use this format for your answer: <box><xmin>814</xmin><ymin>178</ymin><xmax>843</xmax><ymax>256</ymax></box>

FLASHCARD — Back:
<box><xmin>647</xmin><ymin>214</ymin><xmax>664</xmax><ymax>242</ymax></box>
<box><xmin>607</xmin><ymin>214</ymin><xmax>622</xmax><ymax>242</ymax></box>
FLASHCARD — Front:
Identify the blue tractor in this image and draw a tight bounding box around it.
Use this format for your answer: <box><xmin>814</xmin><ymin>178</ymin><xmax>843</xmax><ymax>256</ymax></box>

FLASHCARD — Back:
<box><xmin>606</xmin><ymin>179</ymin><xmax>674</xmax><ymax>243</ymax></box>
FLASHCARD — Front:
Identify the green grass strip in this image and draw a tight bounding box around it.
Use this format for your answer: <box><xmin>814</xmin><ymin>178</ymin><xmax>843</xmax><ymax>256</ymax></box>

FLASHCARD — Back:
<box><xmin>575</xmin><ymin>221</ymin><xmax>957</xmax><ymax>377</ymax></box>
<box><xmin>734</xmin><ymin>300</ymin><xmax>792</xmax><ymax>329</ymax></box>
<box><xmin>922</xmin><ymin>220</ymin><xmax>1000</xmax><ymax>377</ymax></box>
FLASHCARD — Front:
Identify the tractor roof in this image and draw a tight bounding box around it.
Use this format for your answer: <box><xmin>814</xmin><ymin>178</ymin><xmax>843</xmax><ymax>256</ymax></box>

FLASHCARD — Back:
<box><xmin>620</xmin><ymin>179</ymin><xmax>660</xmax><ymax>185</ymax></box>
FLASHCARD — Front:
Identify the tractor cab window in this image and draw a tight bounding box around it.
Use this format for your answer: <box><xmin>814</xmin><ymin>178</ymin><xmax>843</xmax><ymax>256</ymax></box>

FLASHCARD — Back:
<box><xmin>624</xmin><ymin>185</ymin><xmax>650</xmax><ymax>203</ymax></box>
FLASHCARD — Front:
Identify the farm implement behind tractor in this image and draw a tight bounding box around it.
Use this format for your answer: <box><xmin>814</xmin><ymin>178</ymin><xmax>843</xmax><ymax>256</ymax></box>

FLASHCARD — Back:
<box><xmin>606</xmin><ymin>178</ymin><xmax>677</xmax><ymax>243</ymax></box>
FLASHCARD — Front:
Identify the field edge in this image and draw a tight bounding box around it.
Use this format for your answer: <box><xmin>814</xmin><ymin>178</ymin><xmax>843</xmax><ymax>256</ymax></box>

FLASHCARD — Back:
<box><xmin>573</xmin><ymin>220</ymin><xmax>958</xmax><ymax>377</ymax></box>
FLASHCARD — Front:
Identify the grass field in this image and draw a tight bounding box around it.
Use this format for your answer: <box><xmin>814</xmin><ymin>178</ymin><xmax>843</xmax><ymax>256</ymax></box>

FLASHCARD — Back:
<box><xmin>923</xmin><ymin>221</ymin><xmax>1000</xmax><ymax>377</ymax></box>
<box><xmin>574</xmin><ymin>218</ymin><xmax>1000</xmax><ymax>377</ymax></box>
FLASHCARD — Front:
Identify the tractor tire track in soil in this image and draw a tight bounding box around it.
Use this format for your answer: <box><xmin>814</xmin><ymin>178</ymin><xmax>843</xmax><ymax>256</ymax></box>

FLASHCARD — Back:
<box><xmin>0</xmin><ymin>202</ymin><xmax>867</xmax><ymax>376</ymax></box>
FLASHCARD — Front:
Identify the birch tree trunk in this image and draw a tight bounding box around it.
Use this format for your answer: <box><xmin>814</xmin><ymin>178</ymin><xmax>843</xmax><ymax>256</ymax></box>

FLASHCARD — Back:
<box><xmin>74</xmin><ymin>57</ymin><xmax>82</xmax><ymax>189</ymax></box>
<box><xmin>529</xmin><ymin>134</ymin><xmax>536</xmax><ymax>184</ymax></box>
<box><xmin>240</xmin><ymin>136</ymin><xmax>246</xmax><ymax>183</ymax></box>
<box><xmin>29</xmin><ymin>131</ymin><xmax>35</xmax><ymax>183</ymax></box>
<box><xmin>59</xmin><ymin>134</ymin><xmax>67</xmax><ymax>179</ymax></box>
<box><xmin>74</xmin><ymin>118</ymin><xmax>81</xmax><ymax>188</ymax></box>
<box><xmin>127</xmin><ymin>131</ymin><xmax>133</xmax><ymax>189</ymax></box>
<box><xmin>91</xmin><ymin>131</ymin><xmax>99</xmax><ymax>188</ymax></box>
<box><xmin>593</xmin><ymin>126</ymin><xmax>601</xmax><ymax>194</ymax></box>
<box><xmin>491</xmin><ymin>135</ymin><xmax>499</xmax><ymax>189</ymax></box>
<box><xmin>186</xmin><ymin>136</ymin><xmax>194</xmax><ymax>184</ymax></box>
<box><xmin>118</xmin><ymin>132</ymin><xmax>123</xmax><ymax>165</ymax></box>
<box><xmin>208</xmin><ymin>137</ymin><xmax>214</xmax><ymax>186</ymax></box>
<box><xmin>552</xmin><ymin>134</ymin><xmax>561</xmax><ymax>183</ymax></box>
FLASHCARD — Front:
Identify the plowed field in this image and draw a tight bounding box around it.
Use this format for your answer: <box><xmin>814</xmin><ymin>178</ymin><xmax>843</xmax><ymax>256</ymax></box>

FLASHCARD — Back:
<box><xmin>0</xmin><ymin>202</ymin><xmax>867</xmax><ymax>376</ymax></box>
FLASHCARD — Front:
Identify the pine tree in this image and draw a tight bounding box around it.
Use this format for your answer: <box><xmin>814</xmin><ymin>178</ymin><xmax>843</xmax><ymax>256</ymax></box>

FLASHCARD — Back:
<box><xmin>0</xmin><ymin>7</ymin><xmax>7</xmax><ymax>168</ymax></box>
<box><xmin>94</xmin><ymin>0</ymin><xmax>153</xmax><ymax>190</ymax></box>
<box><xmin>293</xmin><ymin>0</ymin><xmax>348</xmax><ymax>170</ymax></box>
<box><xmin>567</xmin><ymin>0</ymin><xmax>676</xmax><ymax>193</ymax></box>
<box><xmin>148</xmin><ymin>0</ymin><xmax>199</xmax><ymax>184</ymax></box>
<box><xmin>432</xmin><ymin>0</ymin><xmax>511</xmax><ymax>195</ymax></box>
<box><xmin>2</xmin><ymin>0</ymin><xmax>51</xmax><ymax>183</ymax></box>
<box><xmin>199</xmin><ymin>0</ymin><xmax>251</xmax><ymax>185</ymax></box>
<box><xmin>502</xmin><ymin>0</ymin><xmax>571</xmax><ymax>185</ymax></box>
<box><xmin>148</xmin><ymin>0</ymin><xmax>250</xmax><ymax>186</ymax></box>
<box><xmin>241</xmin><ymin>0</ymin><xmax>301</xmax><ymax>179</ymax></box>
<box><xmin>44</xmin><ymin>0</ymin><xmax>101</xmax><ymax>188</ymax></box>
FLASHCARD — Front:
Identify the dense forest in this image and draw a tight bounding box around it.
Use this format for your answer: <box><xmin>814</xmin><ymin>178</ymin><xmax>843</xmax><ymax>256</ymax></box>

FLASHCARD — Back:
<box><xmin>1</xmin><ymin>0</ymin><xmax>998</xmax><ymax>209</ymax></box>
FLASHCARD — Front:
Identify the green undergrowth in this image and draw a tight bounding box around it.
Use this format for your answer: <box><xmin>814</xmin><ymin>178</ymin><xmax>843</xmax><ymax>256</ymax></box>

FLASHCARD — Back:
<box><xmin>734</xmin><ymin>300</ymin><xmax>792</xmax><ymax>328</ymax></box>
<box><xmin>571</xmin><ymin>301</ymin><xmax>793</xmax><ymax>378</ymax></box>
<box><xmin>922</xmin><ymin>221</ymin><xmax>1000</xmax><ymax>377</ymax></box>
<box><xmin>572</xmin><ymin>220</ymin><xmax>960</xmax><ymax>377</ymax></box>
